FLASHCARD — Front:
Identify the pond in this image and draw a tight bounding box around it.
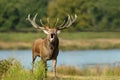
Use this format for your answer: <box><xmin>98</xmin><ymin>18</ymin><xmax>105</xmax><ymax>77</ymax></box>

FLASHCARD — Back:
<box><xmin>0</xmin><ymin>49</ymin><xmax>120</xmax><ymax>69</ymax></box>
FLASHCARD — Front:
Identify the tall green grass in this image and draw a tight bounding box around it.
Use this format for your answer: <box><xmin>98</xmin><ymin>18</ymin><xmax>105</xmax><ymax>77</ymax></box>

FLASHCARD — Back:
<box><xmin>1</xmin><ymin>59</ymin><xmax>120</xmax><ymax>80</ymax></box>
<box><xmin>0</xmin><ymin>58</ymin><xmax>46</xmax><ymax>80</ymax></box>
<box><xmin>33</xmin><ymin>60</ymin><xmax>46</xmax><ymax>80</ymax></box>
<box><xmin>57</xmin><ymin>64</ymin><xmax>120</xmax><ymax>76</ymax></box>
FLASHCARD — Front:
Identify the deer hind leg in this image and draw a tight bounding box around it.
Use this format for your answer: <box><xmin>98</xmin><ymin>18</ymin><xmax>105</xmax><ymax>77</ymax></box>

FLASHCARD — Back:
<box><xmin>52</xmin><ymin>59</ymin><xmax>57</xmax><ymax>78</ymax></box>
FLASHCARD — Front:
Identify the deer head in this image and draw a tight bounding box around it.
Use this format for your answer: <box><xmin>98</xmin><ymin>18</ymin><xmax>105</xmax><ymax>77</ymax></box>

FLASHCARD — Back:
<box><xmin>26</xmin><ymin>13</ymin><xmax>77</xmax><ymax>42</ymax></box>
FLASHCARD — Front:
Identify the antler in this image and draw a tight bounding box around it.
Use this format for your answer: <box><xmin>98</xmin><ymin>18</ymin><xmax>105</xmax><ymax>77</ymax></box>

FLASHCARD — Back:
<box><xmin>47</xmin><ymin>18</ymin><xmax>50</xmax><ymax>27</ymax></box>
<box><xmin>54</xmin><ymin>18</ymin><xmax>59</xmax><ymax>27</ymax></box>
<box><xmin>26</xmin><ymin>13</ymin><xmax>45</xmax><ymax>30</ymax></box>
<box><xmin>40</xmin><ymin>17</ymin><xmax>51</xmax><ymax>27</ymax></box>
<box><xmin>56</xmin><ymin>14</ymin><xmax>77</xmax><ymax>30</ymax></box>
<box><xmin>40</xmin><ymin>19</ymin><xmax>47</xmax><ymax>27</ymax></box>
<box><xmin>27</xmin><ymin>13</ymin><xmax>77</xmax><ymax>30</ymax></box>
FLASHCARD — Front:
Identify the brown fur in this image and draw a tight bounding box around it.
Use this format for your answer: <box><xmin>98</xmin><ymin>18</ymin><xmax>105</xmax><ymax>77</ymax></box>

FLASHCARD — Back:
<box><xmin>32</xmin><ymin>37</ymin><xmax>59</xmax><ymax>61</ymax></box>
<box><xmin>32</xmin><ymin>30</ymin><xmax>59</xmax><ymax>78</ymax></box>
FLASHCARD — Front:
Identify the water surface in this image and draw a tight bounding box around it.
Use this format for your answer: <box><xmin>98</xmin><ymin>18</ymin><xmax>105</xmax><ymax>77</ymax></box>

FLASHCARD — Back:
<box><xmin>0</xmin><ymin>50</ymin><xmax>120</xmax><ymax>69</ymax></box>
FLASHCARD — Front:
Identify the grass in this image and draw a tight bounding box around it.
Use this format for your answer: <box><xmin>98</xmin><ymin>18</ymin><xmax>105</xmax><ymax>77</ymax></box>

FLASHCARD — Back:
<box><xmin>0</xmin><ymin>32</ymin><xmax>120</xmax><ymax>50</ymax></box>
<box><xmin>0</xmin><ymin>32</ymin><xmax>45</xmax><ymax>42</ymax></box>
<box><xmin>56</xmin><ymin>64</ymin><xmax>120</xmax><ymax>76</ymax></box>
<box><xmin>0</xmin><ymin>32</ymin><xmax>120</xmax><ymax>42</ymax></box>
<box><xmin>1</xmin><ymin>59</ymin><xmax>120</xmax><ymax>80</ymax></box>
<box><xmin>60</xmin><ymin>32</ymin><xmax>120</xmax><ymax>39</ymax></box>
<box><xmin>0</xmin><ymin>58</ymin><xmax>46</xmax><ymax>80</ymax></box>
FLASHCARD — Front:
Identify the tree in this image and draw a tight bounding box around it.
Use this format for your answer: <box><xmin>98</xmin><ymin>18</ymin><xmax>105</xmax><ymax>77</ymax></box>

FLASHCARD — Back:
<box><xmin>0</xmin><ymin>0</ymin><xmax>20</xmax><ymax>31</ymax></box>
<box><xmin>0</xmin><ymin>0</ymin><xmax>120</xmax><ymax>32</ymax></box>
<box><xmin>0</xmin><ymin>0</ymin><xmax>48</xmax><ymax>32</ymax></box>
<box><xmin>48</xmin><ymin>0</ymin><xmax>120</xmax><ymax>31</ymax></box>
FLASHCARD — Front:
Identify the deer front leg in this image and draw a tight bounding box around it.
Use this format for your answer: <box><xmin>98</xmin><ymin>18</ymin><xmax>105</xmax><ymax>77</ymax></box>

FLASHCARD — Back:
<box><xmin>52</xmin><ymin>59</ymin><xmax>57</xmax><ymax>78</ymax></box>
<box><xmin>32</xmin><ymin>55</ymin><xmax>37</xmax><ymax>73</ymax></box>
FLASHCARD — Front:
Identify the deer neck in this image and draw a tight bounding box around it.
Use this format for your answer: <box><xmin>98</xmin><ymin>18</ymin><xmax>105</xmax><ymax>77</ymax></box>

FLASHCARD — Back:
<box><xmin>44</xmin><ymin>37</ymin><xmax>59</xmax><ymax>50</ymax></box>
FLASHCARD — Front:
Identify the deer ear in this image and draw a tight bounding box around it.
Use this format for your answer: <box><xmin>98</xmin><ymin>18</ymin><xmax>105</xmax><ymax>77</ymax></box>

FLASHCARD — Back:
<box><xmin>43</xmin><ymin>30</ymin><xmax>49</xmax><ymax>34</ymax></box>
<box><xmin>57</xmin><ymin>30</ymin><xmax>61</xmax><ymax>34</ymax></box>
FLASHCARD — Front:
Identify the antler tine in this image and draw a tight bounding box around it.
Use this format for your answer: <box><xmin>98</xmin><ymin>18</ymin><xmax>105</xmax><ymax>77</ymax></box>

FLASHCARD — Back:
<box><xmin>55</xmin><ymin>18</ymin><xmax>59</xmax><ymax>27</ymax></box>
<box><xmin>26</xmin><ymin>14</ymin><xmax>31</xmax><ymax>21</ymax></box>
<box><xmin>56</xmin><ymin>20</ymin><xmax>65</xmax><ymax>28</ymax></box>
<box><xmin>66</xmin><ymin>14</ymin><xmax>77</xmax><ymax>28</ymax></box>
<box><xmin>64</xmin><ymin>15</ymin><xmax>73</xmax><ymax>27</ymax></box>
<box><xmin>57</xmin><ymin>14</ymin><xmax>77</xmax><ymax>30</ymax></box>
<box><xmin>26</xmin><ymin>13</ymin><xmax>40</xmax><ymax>29</ymax></box>
<box><xmin>65</xmin><ymin>14</ymin><xmax>77</xmax><ymax>27</ymax></box>
<box><xmin>72</xmin><ymin>14</ymin><xmax>77</xmax><ymax>23</ymax></box>
<box><xmin>40</xmin><ymin>19</ymin><xmax>47</xmax><ymax>27</ymax></box>
<box><xmin>47</xmin><ymin>18</ymin><xmax>50</xmax><ymax>27</ymax></box>
<box><xmin>33</xmin><ymin>13</ymin><xmax>38</xmax><ymax>22</ymax></box>
<box><xmin>62</xmin><ymin>15</ymin><xmax>71</xmax><ymax>28</ymax></box>
<box><xmin>57</xmin><ymin>15</ymin><xmax>71</xmax><ymax>30</ymax></box>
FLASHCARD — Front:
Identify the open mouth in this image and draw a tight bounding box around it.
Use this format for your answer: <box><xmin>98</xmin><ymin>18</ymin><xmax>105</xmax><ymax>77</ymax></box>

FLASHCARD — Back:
<box><xmin>51</xmin><ymin>34</ymin><xmax>54</xmax><ymax>38</ymax></box>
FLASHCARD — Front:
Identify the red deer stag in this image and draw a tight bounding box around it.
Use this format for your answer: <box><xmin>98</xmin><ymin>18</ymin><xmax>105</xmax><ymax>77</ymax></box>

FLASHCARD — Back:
<box><xmin>26</xmin><ymin>13</ymin><xmax>77</xmax><ymax>78</ymax></box>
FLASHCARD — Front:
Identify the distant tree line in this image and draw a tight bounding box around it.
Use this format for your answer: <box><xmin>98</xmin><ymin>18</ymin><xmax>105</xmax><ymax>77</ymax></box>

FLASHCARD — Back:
<box><xmin>0</xmin><ymin>0</ymin><xmax>120</xmax><ymax>32</ymax></box>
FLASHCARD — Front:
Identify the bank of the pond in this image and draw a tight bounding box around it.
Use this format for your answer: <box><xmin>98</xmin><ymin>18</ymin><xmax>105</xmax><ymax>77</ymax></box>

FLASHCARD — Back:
<box><xmin>0</xmin><ymin>32</ymin><xmax>120</xmax><ymax>50</ymax></box>
<box><xmin>60</xmin><ymin>38</ymin><xmax>120</xmax><ymax>50</ymax></box>
<box><xmin>0</xmin><ymin>38</ymin><xmax>120</xmax><ymax>50</ymax></box>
